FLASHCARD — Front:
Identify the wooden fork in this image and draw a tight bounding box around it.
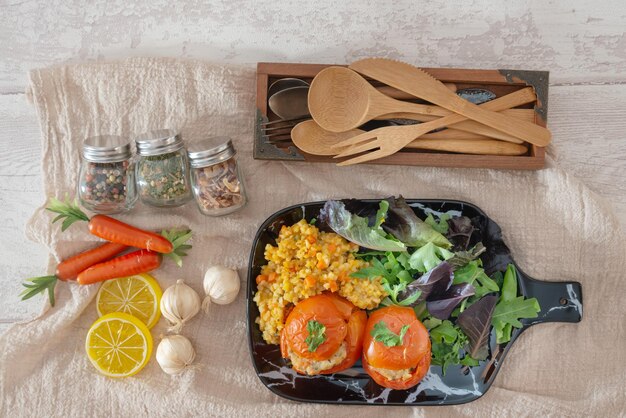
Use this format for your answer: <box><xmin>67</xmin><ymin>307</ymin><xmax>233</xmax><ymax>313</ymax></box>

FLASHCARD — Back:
<box><xmin>333</xmin><ymin>88</ymin><xmax>537</xmax><ymax>166</ymax></box>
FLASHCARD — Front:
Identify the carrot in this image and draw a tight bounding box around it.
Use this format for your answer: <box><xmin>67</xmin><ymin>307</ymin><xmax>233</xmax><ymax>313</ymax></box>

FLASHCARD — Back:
<box><xmin>88</xmin><ymin>215</ymin><xmax>173</xmax><ymax>253</ymax></box>
<box><xmin>305</xmin><ymin>275</ymin><xmax>316</xmax><ymax>288</ymax></box>
<box><xmin>46</xmin><ymin>197</ymin><xmax>176</xmax><ymax>254</ymax></box>
<box><xmin>56</xmin><ymin>242</ymin><xmax>128</xmax><ymax>281</ymax></box>
<box><xmin>77</xmin><ymin>249</ymin><xmax>162</xmax><ymax>285</ymax></box>
<box><xmin>75</xmin><ymin>227</ymin><xmax>192</xmax><ymax>285</ymax></box>
<box><xmin>21</xmin><ymin>241</ymin><xmax>129</xmax><ymax>306</ymax></box>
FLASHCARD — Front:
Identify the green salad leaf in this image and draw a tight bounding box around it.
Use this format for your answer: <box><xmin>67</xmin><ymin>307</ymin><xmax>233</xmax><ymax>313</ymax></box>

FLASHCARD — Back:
<box><xmin>409</xmin><ymin>242</ymin><xmax>454</xmax><ymax>273</ymax></box>
<box><xmin>305</xmin><ymin>320</ymin><xmax>327</xmax><ymax>352</ymax></box>
<box><xmin>425</xmin><ymin>213</ymin><xmax>451</xmax><ymax>234</ymax></box>
<box><xmin>491</xmin><ymin>264</ymin><xmax>541</xmax><ymax>344</ymax></box>
<box><xmin>429</xmin><ymin>320</ymin><xmax>478</xmax><ymax>375</ymax></box>
<box><xmin>430</xmin><ymin>319</ymin><xmax>458</xmax><ymax>344</ymax></box>
<box><xmin>453</xmin><ymin>260</ymin><xmax>500</xmax><ymax>298</ymax></box>
<box><xmin>351</xmin><ymin>254</ymin><xmax>421</xmax><ymax>306</ymax></box>
<box><xmin>371</xmin><ymin>321</ymin><xmax>409</xmax><ymax>347</ymax></box>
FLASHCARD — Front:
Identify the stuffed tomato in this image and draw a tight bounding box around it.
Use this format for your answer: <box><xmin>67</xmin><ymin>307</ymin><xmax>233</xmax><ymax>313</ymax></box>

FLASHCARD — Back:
<box><xmin>280</xmin><ymin>293</ymin><xmax>366</xmax><ymax>375</ymax></box>
<box><xmin>362</xmin><ymin>306</ymin><xmax>431</xmax><ymax>390</ymax></box>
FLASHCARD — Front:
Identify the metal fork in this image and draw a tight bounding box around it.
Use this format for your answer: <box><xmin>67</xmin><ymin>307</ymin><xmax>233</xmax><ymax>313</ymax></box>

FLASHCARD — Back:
<box><xmin>333</xmin><ymin>88</ymin><xmax>537</xmax><ymax>166</ymax></box>
<box><xmin>260</xmin><ymin>117</ymin><xmax>310</xmax><ymax>142</ymax></box>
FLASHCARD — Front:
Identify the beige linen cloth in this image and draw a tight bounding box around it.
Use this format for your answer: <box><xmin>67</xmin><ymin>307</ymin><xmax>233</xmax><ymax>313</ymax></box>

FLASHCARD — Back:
<box><xmin>1</xmin><ymin>57</ymin><xmax>624</xmax><ymax>418</ymax></box>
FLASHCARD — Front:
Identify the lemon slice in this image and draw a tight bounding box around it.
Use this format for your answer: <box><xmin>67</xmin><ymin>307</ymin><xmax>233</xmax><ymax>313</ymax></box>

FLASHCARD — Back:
<box><xmin>85</xmin><ymin>312</ymin><xmax>153</xmax><ymax>378</ymax></box>
<box><xmin>96</xmin><ymin>273</ymin><xmax>162</xmax><ymax>329</ymax></box>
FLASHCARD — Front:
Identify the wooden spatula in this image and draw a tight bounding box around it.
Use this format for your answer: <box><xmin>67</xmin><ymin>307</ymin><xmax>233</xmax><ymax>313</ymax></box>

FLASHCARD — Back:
<box><xmin>349</xmin><ymin>58</ymin><xmax>551</xmax><ymax>146</ymax></box>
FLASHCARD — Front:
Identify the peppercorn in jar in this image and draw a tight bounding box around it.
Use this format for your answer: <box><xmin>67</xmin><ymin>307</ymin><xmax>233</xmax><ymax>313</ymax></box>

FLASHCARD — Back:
<box><xmin>78</xmin><ymin>135</ymin><xmax>137</xmax><ymax>214</ymax></box>
<box><xmin>187</xmin><ymin>137</ymin><xmax>247</xmax><ymax>216</ymax></box>
<box><xmin>134</xmin><ymin>130</ymin><xmax>192</xmax><ymax>207</ymax></box>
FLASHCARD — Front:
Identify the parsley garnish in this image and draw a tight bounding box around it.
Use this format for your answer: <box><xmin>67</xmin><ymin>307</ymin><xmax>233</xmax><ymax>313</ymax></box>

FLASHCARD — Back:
<box><xmin>371</xmin><ymin>321</ymin><xmax>409</xmax><ymax>347</ymax></box>
<box><xmin>305</xmin><ymin>320</ymin><xmax>326</xmax><ymax>352</ymax></box>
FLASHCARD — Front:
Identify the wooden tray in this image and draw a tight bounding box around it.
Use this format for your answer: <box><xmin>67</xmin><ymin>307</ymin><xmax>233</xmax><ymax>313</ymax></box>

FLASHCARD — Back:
<box><xmin>254</xmin><ymin>62</ymin><xmax>548</xmax><ymax>170</ymax></box>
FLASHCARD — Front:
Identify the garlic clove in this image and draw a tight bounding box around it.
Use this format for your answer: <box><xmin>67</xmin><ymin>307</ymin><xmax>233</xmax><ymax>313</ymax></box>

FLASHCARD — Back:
<box><xmin>203</xmin><ymin>266</ymin><xmax>240</xmax><ymax>311</ymax></box>
<box><xmin>156</xmin><ymin>334</ymin><xmax>196</xmax><ymax>375</ymax></box>
<box><xmin>160</xmin><ymin>279</ymin><xmax>201</xmax><ymax>333</ymax></box>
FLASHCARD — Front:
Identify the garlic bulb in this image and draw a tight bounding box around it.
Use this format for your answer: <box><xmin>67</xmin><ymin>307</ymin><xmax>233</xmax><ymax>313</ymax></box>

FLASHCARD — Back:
<box><xmin>202</xmin><ymin>266</ymin><xmax>240</xmax><ymax>312</ymax></box>
<box><xmin>156</xmin><ymin>335</ymin><xmax>196</xmax><ymax>375</ymax></box>
<box><xmin>160</xmin><ymin>279</ymin><xmax>201</xmax><ymax>333</ymax></box>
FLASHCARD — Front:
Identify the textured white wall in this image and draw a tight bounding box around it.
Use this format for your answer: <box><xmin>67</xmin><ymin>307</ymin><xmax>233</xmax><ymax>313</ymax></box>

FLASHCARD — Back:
<box><xmin>2</xmin><ymin>0</ymin><xmax>626</xmax><ymax>92</ymax></box>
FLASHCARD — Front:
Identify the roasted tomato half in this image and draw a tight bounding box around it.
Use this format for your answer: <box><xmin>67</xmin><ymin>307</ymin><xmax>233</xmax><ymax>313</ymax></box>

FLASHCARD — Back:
<box><xmin>280</xmin><ymin>293</ymin><xmax>367</xmax><ymax>375</ymax></box>
<box><xmin>362</xmin><ymin>306</ymin><xmax>431</xmax><ymax>390</ymax></box>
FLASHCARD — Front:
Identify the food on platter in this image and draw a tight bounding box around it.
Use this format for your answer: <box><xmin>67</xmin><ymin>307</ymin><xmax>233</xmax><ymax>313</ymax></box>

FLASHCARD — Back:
<box><xmin>253</xmin><ymin>196</ymin><xmax>541</xmax><ymax>389</ymax></box>
<box><xmin>280</xmin><ymin>293</ymin><xmax>366</xmax><ymax>375</ymax></box>
<box><xmin>362</xmin><ymin>306</ymin><xmax>430</xmax><ymax>389</ymax></box>
<box><xmin>254</xmin><ymin>219</ymin><xmax>386</xmax><ymax>344</ymax></box>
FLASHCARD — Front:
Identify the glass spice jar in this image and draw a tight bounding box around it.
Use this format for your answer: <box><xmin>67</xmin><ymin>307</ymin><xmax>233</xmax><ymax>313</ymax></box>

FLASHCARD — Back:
<box><xmin>134</xmin><ymin>129</ymin><xmax>192</xmax><ymax>207</ymax></box>
<box><xmin>187</xmin><ymin>137</ymin><xmax>247</xmax><ymax>216</ymax></box>
<box><xmin>78</xmin><ymin>135</ymin><xmax>137</xmax><ymax>214</ymax></box>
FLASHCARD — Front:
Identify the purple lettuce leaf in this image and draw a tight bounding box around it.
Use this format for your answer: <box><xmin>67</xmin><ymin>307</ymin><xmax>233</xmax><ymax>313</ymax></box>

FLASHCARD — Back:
<box><xmin>457</xmin><ymin>294</ymin><xmax>498</xmax><ymax>361</ymax></box>
<box><xmin>446</xmin><ymin>216</ymin><xmax>475</xmax><ymax>251</ymax></box>
<box><xmin>427</xmin><ymin>283</ymin><xmax>476</xmax><ymax>320</ymax></box>
<box><xmin>397</xmin><ymin>261</ymin><xmax>453</xmax><ymax>307</ymax></box>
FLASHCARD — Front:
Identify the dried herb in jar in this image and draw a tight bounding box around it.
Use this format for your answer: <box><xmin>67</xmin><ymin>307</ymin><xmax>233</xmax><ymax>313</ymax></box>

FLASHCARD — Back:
<box><xmin>139</xmin><ymin>152</ymin><xmax>190</xmax><ymax>201</ymax></box>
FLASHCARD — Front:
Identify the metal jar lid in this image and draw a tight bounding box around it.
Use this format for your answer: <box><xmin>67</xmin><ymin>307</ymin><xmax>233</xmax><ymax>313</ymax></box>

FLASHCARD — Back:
<box><xmin>187</xmin><ymin>136</ymin><xmax>236</xmax><ymax>168</ymax></box>
<box><xmin>82</xmin><ymin>135</ymin><xmax>132</xmax><ymax>163</ymax></box>
<box><xmin>135</xmin><ymin>129</ymin><xmax>184</xmax><ymax>156</ymax></box>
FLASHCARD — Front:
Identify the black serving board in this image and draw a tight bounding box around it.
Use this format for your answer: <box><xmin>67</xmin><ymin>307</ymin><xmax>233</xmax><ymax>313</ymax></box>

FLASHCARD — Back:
<box><xmin>246</xmin><ymin>199</ymin><xmax>582</xmax><ymax>405</ymax></box>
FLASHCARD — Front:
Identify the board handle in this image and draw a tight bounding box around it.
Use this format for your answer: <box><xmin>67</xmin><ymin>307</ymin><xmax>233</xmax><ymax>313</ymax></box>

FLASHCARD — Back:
<box><xmin>519</xmin><ymin>275</ymin><xmax>583</xmax><ymax>325</ymax></box>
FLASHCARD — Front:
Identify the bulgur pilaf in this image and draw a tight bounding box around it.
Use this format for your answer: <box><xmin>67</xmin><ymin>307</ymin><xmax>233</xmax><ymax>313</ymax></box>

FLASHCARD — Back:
<box><xmin>254</xmin><ymin>219</ymin><xmax>387</xmax><ymax>344</ymax></box>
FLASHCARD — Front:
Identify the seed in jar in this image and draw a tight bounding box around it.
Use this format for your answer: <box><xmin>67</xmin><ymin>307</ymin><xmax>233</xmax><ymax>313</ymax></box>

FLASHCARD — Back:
<box><xmin>82</xmin><ymin>161</ymin><xmax>128</xmax><ymax>205</ymax></box>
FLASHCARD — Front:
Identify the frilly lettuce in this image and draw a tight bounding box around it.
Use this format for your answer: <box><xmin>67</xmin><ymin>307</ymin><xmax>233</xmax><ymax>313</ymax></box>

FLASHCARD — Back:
<box><xmin>409</xmin><ymin>242</ymin><xmax>454</xmax><ymax>273</ymax></box>
<box><xmin>383</xmin><ymin>197</ymin><xmax>452</xmax><ymax>249</ymax></box>
<box><xmin>319</xmin><ymin>200</ymin><xmax>407</xmax><ymax>252</ymax></box>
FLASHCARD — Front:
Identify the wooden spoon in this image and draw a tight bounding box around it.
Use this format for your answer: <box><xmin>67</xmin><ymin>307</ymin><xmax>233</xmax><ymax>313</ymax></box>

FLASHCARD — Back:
<box><xmin>291</xmin><ymin>121</ymin><xmax>363</xmax><ymax>155</ymax></box>
<box><xmin>291</xmin><ymin>120</ymin><xmax>527</xmax><ymax>156</ymax></box>
<box><xmin>309</xmin><ymin>66</ymin><xmax>451</xmax><ymax>133</ymax></box>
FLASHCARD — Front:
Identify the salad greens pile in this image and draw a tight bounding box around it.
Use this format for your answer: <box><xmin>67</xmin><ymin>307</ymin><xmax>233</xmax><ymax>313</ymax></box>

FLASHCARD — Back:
<box><xmin>319</xmin><ymin>197</ymin><xmax>541</xmax><ymax>375</ymax></box>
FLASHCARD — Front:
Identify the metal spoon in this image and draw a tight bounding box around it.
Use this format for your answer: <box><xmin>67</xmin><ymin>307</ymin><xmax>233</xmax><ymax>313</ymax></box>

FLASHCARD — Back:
<box><xmin>268</xmin><ymin>86</ymin><xmax>310</xmax><ymax>120</ymax></box>
<box><xmin>268</xmin><ymin>78</ymin><xmax>309</xmax><ymax>97</ymax></box>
